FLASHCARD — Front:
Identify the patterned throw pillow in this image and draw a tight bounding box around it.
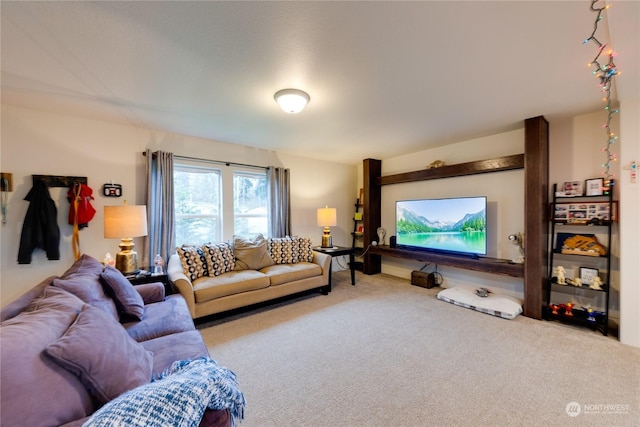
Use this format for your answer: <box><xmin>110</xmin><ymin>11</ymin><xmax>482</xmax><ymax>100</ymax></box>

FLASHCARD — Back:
<box><xmin>176</xmin><ymin>245</ymin><xmax>210</xmax><ymax>281</ymax></box>
<box><xmin>203</xmin><ymin>242</ymin><xmax>235</xmax><ymax>276</ymax></box>
<box><xmin>296</xmin><ymin>237</ymin><xmax>314</xmax><ymax>263</ymax></box>
<box><xmin>268</xmin><ymin>237</ymin><xmax>298</xmax><ymax>264</ymax></box>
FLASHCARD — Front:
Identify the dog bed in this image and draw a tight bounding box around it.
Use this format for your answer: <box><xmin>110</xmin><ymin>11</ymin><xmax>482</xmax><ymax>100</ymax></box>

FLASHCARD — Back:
<box><xmin>436</xmin><ymin>287</ymin><xmax>523</xmax><ymax>320</ymax></box>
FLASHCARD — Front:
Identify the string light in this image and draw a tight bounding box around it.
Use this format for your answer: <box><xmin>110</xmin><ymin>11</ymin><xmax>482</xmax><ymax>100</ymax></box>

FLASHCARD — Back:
<box><xmin>583</xmin><ymin>0</ymin><xmax>620</xmax><ymax>182</ymax></box>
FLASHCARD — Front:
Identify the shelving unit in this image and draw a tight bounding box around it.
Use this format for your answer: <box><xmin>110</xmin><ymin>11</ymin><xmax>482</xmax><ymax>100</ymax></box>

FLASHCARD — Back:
<box><xmin>351</xmin><ymin>200</ymin><xmax>364</xmax><ymax>271</ymax></box>
<box><xmin>545</xmin><ymin>181</ymin><xmax>615</xmax><ymax>335</ymax></box>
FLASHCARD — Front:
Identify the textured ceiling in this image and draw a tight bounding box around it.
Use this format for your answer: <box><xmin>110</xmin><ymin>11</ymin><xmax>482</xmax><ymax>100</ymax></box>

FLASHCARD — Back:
<box><xmin>2</xmin><ymin>1</ymin><xmax>638</xmax><ymax>165</ymax></box>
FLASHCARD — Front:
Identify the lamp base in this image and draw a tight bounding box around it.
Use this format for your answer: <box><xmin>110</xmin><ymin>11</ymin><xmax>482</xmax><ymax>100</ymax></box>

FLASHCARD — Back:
<box><xmin>115</xmin><ymin>238</ymin><xmax>139</xmax><ymax>275</ymax></box>
<box><xmin>321</xmin><ymin>228</ymin><xmax>333</xmax><ymax>248</ymax></box>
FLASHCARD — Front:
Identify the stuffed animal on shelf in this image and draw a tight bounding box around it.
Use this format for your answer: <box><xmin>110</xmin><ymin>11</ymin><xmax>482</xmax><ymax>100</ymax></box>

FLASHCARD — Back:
<box><xmin>583</xmin><ymin>306</ymin><xmax>596</xmax><ymax>323</ymax></box>
<box><xmin>589</xmin><ymin>276</ymin><xmax>603</xmax><ymax>290</ymax></box>
<box><xmin>564</xmin><ymin>302</ymin><xmax>574</xmax><ymax>317</ymax></box>
<box><xmin>555</xmin><ymin>266</ymin><xmax>566</xmax><ymax>285</ymax></box>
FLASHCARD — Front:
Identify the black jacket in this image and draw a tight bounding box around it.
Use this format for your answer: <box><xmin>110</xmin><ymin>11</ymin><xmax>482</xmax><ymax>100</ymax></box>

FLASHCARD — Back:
<box><xmin>18</xmin><ymin>180</ymin><xmax>60</xmax><ymax>264</ymax></box>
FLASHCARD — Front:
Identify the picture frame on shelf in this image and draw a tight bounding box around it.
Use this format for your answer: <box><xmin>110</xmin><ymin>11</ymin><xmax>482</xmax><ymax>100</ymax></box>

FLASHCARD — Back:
<box><xmin>585</xmin><ymin>178</ymin><xmax>605</xmax><ymax>196</ymax></box>
<box><xmin>358</xmin><ymin>188</ymin><xmax>364</xmax><ymax>206</ymax></box>
<box><xmin>560</xmin><ymin>181</ymin><xmax>584</xmax><ymax>197</ymax></box>
<box><xmin>579</xmin><ymin>267</ymin><xmax>599</xmax><ymax>285</ymax></box>
<box><xmin>552</xmin><ymin>201</ymin><xmax>617</xmax><ymax>223</ymax></box>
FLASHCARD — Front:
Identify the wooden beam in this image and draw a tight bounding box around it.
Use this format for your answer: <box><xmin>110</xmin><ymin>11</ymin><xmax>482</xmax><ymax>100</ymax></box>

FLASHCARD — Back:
<box><xmin>377</xmin><ymin>154</ymin><xmax>524</xmax><ymax>186</ymax></box>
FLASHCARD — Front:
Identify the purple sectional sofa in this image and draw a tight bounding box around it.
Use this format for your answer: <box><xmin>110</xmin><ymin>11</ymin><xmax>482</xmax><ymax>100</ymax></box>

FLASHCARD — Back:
<box><xmin>0</xmin><ymin>254</ymin><xmax>233</xmax><ymax>427</ymax></box>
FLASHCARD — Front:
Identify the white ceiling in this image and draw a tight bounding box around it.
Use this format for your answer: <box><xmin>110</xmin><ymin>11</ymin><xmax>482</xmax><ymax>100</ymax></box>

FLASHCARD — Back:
<box><xmin>2</xmin><ymin>1</ymin><xmax>638</xmax><ymax>165</ymax></box>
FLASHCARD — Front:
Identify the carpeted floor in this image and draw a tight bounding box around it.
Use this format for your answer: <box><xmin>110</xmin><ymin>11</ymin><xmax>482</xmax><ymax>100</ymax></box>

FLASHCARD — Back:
<box><xmin>198</xmin><ymin>271</ymin><xmax>640</xmax><ymax>427</ymax></box>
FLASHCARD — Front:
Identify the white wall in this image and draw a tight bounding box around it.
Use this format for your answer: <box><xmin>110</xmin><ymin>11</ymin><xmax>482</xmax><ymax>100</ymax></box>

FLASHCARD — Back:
<box><xmin>618</xmin><ymin>98</ymin><xmax>640</xmax><ymax>347</ymax></box>
<box><xmin>0</xmin><ymin>105</ymin><xmax>356</xmax><ymax>307</ymax></box>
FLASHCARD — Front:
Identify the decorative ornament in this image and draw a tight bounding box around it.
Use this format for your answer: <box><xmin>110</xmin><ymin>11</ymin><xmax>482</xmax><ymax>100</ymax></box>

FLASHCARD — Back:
<box><xmin>555</xmin><ymin>265</ymin><xmax>566</xmax><ymax>285</ymax></box>
<box><xmin>508</xmin><ymin>233</ymin><xmax>525</xmax><ymax>264</ymax></box>
<box><xmin>583</xmin><ymin>0</ymin><xmax>620</xmax><ymax>181</ymax></box>
<box><xmin>377</xmin><ymin>227</ymin><xmax>386</xmax><ymax>246</ymax></box>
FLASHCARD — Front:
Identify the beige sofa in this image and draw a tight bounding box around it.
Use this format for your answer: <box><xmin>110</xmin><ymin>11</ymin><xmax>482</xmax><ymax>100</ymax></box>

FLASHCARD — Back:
<box><xmin>168</xmin><ymin>235</ymin><xmax>331</xmax><ymax>319</ymax></box>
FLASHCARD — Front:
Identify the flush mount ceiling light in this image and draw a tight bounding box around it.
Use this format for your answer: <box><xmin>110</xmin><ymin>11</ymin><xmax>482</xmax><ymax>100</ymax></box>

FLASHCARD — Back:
<box><xmin>274</xmin><ymin>88</ymin><xmax>310</xmax><ymax>114</ymax></box>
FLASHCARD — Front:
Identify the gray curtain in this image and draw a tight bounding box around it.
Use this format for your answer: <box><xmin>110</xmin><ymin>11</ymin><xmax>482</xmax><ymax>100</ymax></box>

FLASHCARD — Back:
<box><xmin>268</xmin><ymin>167</ymin><xmax>291</xmax><ymax>237</ymax></box>
<box><xmin>144</xmin><ymin>149</ymin><xmax>175</xmax><ymax>267</ymax></box>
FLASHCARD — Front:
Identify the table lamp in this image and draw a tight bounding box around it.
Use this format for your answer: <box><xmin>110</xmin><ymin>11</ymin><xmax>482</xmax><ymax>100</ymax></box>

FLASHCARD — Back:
<box><xmin>317</xmin><ymin>206</ymin><xmax>337</xmax><ymax>248</ymax></box>
<box><xmin>104</xmin><ymin>204</ymin><xmax>148</xmax><ymax>274</ymax></box>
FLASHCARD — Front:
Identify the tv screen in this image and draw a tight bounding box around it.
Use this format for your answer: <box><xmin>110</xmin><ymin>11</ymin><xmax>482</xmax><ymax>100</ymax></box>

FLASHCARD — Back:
<box><xmin>396</xmin><ymin>196</ymin><xmax>487</xmax><ymax>257</ymax></box>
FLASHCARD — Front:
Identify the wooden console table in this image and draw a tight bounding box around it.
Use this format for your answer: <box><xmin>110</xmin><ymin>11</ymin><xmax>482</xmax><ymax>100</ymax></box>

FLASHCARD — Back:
<box><xmin>369</xmin><ymin>245</ymin><xmax>524</xmax><ymax>278</ymax></box>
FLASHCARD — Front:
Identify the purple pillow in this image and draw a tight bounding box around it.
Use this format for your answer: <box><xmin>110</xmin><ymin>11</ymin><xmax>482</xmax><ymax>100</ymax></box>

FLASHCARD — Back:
<box><xmin>44</xmin><ymin>304</ymin><xmax>154</xmax><ymax>403</ymax></box>
<box><xmin>100</xmin><ymin>265</ymin><xmax>145</xmax><ymax>321</ymax></box>
<box><xmin>52</xmin><ymin>275</ymin><xmax>119</xmax><ymax>321</ymax></box>
<box><xmin>0</xmin><ymin>287</ymin><xmax>93</xmax><ymax>427</ymax></box>
<box><xmin>60</xmin><ymin>254</ymin><xmax>105</xmax><ymax>279</ymax></box>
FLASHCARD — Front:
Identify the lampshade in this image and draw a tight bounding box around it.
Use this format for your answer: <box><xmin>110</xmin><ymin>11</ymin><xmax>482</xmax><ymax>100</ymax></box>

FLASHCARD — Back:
<box><xmin>317</xmin><ymin>207</ymin><xmax>337</xmax><ymax>227</ymax></box>
<box><xmin>274</xmin><ymin>88</ymin><xmax>310</xmax><ymax>114</ymax></box>
<box><xmin>104</xmin><ymin>205</ymin><xmax>148</xmax><ymax>274</ymax></box>
<box><xmin>104</xmin><ymin>205</ymin><xmax>148</xmax><ymax>238</ymax></box>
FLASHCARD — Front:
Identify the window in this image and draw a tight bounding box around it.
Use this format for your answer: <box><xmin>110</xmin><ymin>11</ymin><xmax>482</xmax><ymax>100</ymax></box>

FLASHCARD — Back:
<box><xmin>174</xmin><ymin>164</ymin><xmax>221</xmax><ymax>244</ymax></box>
<box><xmin>173</xmin><ymin>162</ymin><xmax>269</xmax><ymax>244</ymax></box>
<box><xmin>233</xmin><ymin>171</ymin><xmax>268</xmax><ymax>237</ymax></box>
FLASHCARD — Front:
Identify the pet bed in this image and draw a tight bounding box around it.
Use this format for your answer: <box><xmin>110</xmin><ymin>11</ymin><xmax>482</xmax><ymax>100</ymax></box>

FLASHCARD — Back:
<box><xmin>437</xmin><ymin>287</ymin><xmax>523</xmax><ymax>320</ymax></box>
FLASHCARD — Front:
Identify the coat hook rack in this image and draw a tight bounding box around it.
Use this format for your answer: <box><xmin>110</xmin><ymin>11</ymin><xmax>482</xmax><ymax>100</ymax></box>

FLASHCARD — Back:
<box><xmin>32</xmin><ymin>175</ymin><xmax>88</xmax><ymax>188</ymax></box>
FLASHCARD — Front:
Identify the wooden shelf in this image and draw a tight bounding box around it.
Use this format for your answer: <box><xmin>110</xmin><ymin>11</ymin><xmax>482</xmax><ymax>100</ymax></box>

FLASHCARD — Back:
<box><xmin>376</xmin><ymin>154</ymin><xmax>524</xmax><ymax>186</ymax></box>
<box><xmin>369</xmin><ymin>245</ymin><xmax>524</xmax><ymax>278</ymax></box>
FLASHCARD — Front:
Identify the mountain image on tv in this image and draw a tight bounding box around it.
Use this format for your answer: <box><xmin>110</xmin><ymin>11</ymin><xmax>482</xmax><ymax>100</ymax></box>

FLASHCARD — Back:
<box><xmin>396</xmin><ymin>197</ymin><xmax>487</xmax><ymax>255</ymax></box>
<box><xmin>397</xmin><ymin>207</ymin><xmax>486</xmax><ymax>233</ymax></box>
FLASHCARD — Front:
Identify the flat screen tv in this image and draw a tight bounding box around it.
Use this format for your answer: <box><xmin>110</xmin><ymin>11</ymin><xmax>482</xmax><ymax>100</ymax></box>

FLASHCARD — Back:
<box><xmin>396</xmin><ymin>196</ymin><xmax>487</xmax><ymax>257</ymax></box>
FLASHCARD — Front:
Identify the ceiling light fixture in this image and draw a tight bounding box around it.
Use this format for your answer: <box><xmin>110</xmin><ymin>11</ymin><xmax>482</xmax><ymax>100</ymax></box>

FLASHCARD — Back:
<box><xmin>274</xmin><ymin>88</ymin><xmax>310</xmax><ymax>114</ymax></box>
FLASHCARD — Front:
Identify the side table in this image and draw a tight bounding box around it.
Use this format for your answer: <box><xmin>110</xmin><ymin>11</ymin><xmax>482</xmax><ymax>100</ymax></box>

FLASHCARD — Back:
<box><xmin>125</xmin><ymin>268</ymin><xmax>174</xmax><ymax>295</ymax></box>
<box><xmin>313</xmin><ymin>246</ymin><xmax>356</xmax><ymax>292</ymax></box>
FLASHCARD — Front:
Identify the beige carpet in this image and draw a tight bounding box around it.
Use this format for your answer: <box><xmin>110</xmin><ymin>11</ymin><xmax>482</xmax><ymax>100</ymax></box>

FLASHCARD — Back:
<box><xmin>198</xmin><ymin>271</ymin><xmax>640</xmax><ymax>427</ymax></box>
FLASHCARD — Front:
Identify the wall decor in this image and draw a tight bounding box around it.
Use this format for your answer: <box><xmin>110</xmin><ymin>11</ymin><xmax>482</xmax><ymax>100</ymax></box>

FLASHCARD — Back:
<box><xmin>585</xmin><ymin>178</ymin><xmax>604</xmax><ymax>196</ymax></box>
<box><xmin>559</xmin><ymin>181</ymin><xmax>583</xmax><ymax>196</ymax></box>
<box><xmin>552</xmin><ymin>201</ymin><xmax>617</xmax><ymax>223</ymax></box>
<box><xmin>555</xmin><ymin>233</ymin><xmax>606</xmax><ymax>257</ymax></box>
<box><xmin>579</xmin><ymin>267</ymin><xmax>599</xmax><ymax>285</ymax></box>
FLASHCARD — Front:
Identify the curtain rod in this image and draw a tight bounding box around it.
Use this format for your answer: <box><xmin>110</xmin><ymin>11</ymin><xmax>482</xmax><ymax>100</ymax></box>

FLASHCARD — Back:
<box><xmin>143</xmin><ymin>151</ymin><xmax>269</xmax><ymax>171</ymax></box>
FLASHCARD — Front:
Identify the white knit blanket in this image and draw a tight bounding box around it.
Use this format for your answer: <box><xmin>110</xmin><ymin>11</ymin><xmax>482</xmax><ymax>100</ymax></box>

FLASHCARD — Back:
<box><xmin>84</xmin><ymin>357</ymin><xmax>245</xmax><ymax>427</ymax></box>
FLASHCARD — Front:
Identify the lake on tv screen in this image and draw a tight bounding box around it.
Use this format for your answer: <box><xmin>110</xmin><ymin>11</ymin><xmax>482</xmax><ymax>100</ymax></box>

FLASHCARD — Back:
<box><xmin>400</xmin><ymin>231</ymin><xmax>486</xmax><ymax>254</ymax></box>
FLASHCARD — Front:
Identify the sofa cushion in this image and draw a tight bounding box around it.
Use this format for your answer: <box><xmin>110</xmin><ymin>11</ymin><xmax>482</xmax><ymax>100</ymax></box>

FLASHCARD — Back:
<box><xmin>260</xmin><ymin>262</ymin><xmax>323</xmax><ymax>286</ymax></box>
<box><xmin>134</xmin><ymin>282</ymin><xmax>166</xmax><ymax>305</ymax></box>
<box><xmin>203</xmin><ymin>241</ymin><xmax>235</xmax><ymax>276</ymax></box>
<box><xmin>60</xmin><ymin>253</ymin><xmax>105</xmax><ymax>279</ymax></box>
<box><xmin>0</xmin><ymin>287</ymin><xmax>93</xmax><ymax>427</ymax></box>
<box><xmin>268</xmin><ymin>236</ymin><xmax>298</xmax><ymax>264</ymax></box>
<box><xmin>141</xmin><ymin>330</ymin><xmax>209</xmax><ymax>376</ymax></box>
<box><xmin>177</xmin><ymin>245</ymin><xmax>210</xmax><ymax>281</ymax></box>
<box><xmin>123</xmin><ymin>294</ymin><xmax>196</xmax><ymax>342</ymax></box>
<box><xmin>53</xmin><ymin>274</ymin><xmax>119</xmax><ymax>321</ymax></box>
<box><xmin>296</xmin><ymin>237</ymin><xmax>314</xmax><ymax>262</ymax></box>
<box><xmin>100</xmin><ymin>265</ymin><xmax>145</xmax><ymax>321</ymax></box>
<box><xmin>193</xmin><ymin>270</ymin><xmax>270</xmax><ymax>302</ymax></box>
<box><xmin>44</xmin><ymin>304</ymin><xmax>154</xmax><ymax>404</ymax></box>
<box><xmin>233</xmin><ymin>234</ymin><xmax>274</xmax><ymax>270</ymax></box>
